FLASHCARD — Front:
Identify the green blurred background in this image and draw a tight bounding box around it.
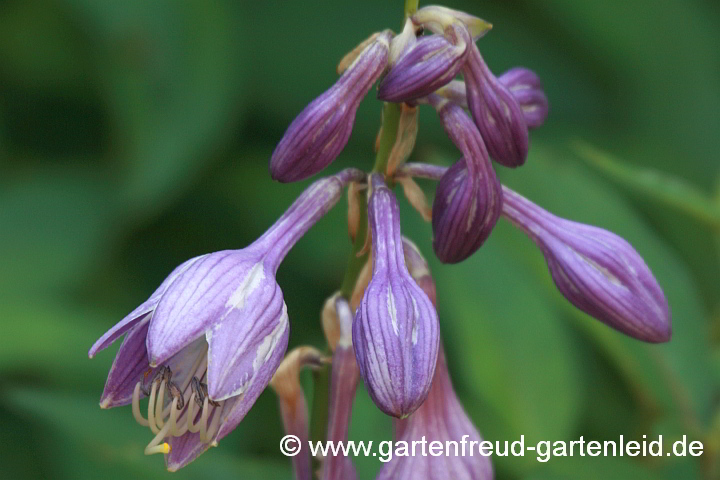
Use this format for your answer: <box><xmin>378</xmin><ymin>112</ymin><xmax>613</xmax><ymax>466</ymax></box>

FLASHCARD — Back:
<box><xmin>1</xmin><ymin>0</ymin><xmax>719</xmax><ymax>479</ymax></box>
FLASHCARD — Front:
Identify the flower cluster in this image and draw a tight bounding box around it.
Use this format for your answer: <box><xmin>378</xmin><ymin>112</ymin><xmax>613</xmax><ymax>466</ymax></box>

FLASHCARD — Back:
<box><xmin>89</xmin><ymin>2</ymin><xmax>670</xmax><ymax>477</ymax></box>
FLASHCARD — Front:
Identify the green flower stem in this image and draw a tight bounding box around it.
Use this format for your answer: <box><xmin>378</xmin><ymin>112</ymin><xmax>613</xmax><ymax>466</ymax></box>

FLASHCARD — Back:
<box><xmin>372</xmin><ymin>102</ymin><xmax>402</xmax><ymax>175</ymax></box>
<box><xmin>309</xmin><ymin>0</ymin><xmax>419</xmax><ymax>462</ymax></box>
<box><xmin>340</xmin><ymin>193</ymin><xmax>369</xmax><ymax>298</ymax></box>
<box><xmin>404</xmin><ymin>0</ymin><xmax>419</xmax><ymax>19</ymax></box>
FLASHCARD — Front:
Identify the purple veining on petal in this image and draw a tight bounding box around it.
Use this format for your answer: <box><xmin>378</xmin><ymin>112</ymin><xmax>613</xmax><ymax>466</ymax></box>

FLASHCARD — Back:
<box><xmin>270</xmin><ymin>32</ymin><xmax>391</xmax><ymax>183</ymax></box>
<box><xmin>429</xmin><ymin>96</ymin><xmax>502</xmax><ymax>263</ymax></box>
<box><xmin>463</xmin><ymin>39</ymin><xmax>529</xmax><ymax>167</ymax></box>
<box><xmin>352</xmin><ymin>174</ymin><xmax>439</xmax><ymax>418</ymax></box>
<box><xmin>376</xmin><ymin>345</ymin><xmax>493</xmax><ymax>480</ymax></box>
<box><xmin>377</xmin><ymin>24</ymin><xmax>469</xmax><ymax>103</ymax></box>
<box><xmin>502</xmin><ymin>186</ymin><xmax>671</xmax><ymax>342</ymax></box>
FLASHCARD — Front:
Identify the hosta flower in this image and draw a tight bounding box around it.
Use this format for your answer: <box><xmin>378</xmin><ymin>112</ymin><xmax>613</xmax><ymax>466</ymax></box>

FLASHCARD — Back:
<box><xmin>270</xmin><ymin>31</ymin><xmax>391</xmax><ymax>183</ymax></box>
<box><xmin>501</xmin><ymin>186</ymin><xmax>671</xmax><ymax>342</ymax></box>
<box><xmin>89</xmin><ymin>169</ymin><xmax>364</xmax><ymax>470</ymax></box>
<box><xmin>429</xmin><ymin>95</ymin><xmax>502</xmax><ymax>264</ymax></box>
<box><xmin>463</xmin><ymin>38</ymin><xmax>529</xmax><ymax>167</ymax></box>
<box><xmin>353</xmin><ymin>174</ymin><xmax>439</xmax><ymax>418</ymax></box>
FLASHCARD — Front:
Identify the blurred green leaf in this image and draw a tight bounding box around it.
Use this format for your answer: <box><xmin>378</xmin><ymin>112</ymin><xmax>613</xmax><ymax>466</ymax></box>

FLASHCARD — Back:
<box><xmin>573</xmin><ymin>141</ymin><xmax>720</xmax><ymax>230</ymax></box>
<box><xmin>0</xmin><ymin>170</ymin><xmax>116</xmax><ymax>295</ymax></box>
<box><xmin>61</xmin><ymin>0</ymin><xmax>249</xmax><ymax>220</ymax></box>
<box><xmin>430</xmin><ymin>226</ymin><xmax>583</xmax><ymax>477</ymax></box>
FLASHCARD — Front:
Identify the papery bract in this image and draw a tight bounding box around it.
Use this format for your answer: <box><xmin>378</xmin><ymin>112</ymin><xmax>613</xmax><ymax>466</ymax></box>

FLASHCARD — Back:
<box><xmin>270</xmin><ymin>32</ymin><xmax>391</xmax><ymax>182</ymax></box>
<box><xmin>502</xmin><ymin>186</ymin><xmax>671</xmax><ymax>342</ymax></box>
<box><xmin>352</xmin><ymin>174</ymin><xmax>439</xmax><ymax>418</ymax></box>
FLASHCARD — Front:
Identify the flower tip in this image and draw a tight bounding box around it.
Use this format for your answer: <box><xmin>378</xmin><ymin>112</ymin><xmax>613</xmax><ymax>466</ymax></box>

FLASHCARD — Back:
<box><xmin>99</xmin><ymin>398</ymin><xmax>111</xmax><ymax>409</ymax></box>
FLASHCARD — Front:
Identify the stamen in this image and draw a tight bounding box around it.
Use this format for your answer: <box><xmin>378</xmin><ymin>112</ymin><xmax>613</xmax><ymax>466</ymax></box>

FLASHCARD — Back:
<box><xmin>144</xmin><ymin>397</ymin><xmax>179</xmax><ymax>456</ymax></box>
<box><xmin>154</xmin><ymin>380</ymin><xmax>167</xmax><ymax>429</ymax></box>
<box><xmin>203</xmin><ymin>407</ymin><xmax>222</xmax><ymax>444</ymax></box>
<box><xmin>186</xmin><ymin>394</ymin><xmax>201</xmax><ymax>433</ymax></box>
<box><xmin>199</xmin><ymin>397</ymin><xmax>210</xmax><ymax>442</ymax></box>
<box><xmin>132</xmin><ymin>382</ymin><xmax>149</xmax><ymax>427</ymax></box>
<box><xmin>147</xmin><ymin>380</ymin><xmax>160</xmax><ymax>435</ymax></box>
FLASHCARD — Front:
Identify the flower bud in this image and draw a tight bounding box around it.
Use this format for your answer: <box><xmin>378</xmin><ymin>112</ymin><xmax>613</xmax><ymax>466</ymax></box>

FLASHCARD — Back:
<box><xmin>377</xmin><ymin>23</ymin><xmax>470</xmax><ymax>103</ymax></box>
<box><xmin>463</xmin><ymin>41</ymin><xmax>529</xmax><ymax>167</ymax></box>
<box><xmin>270</xmin><ymin>32</ymin><xmax>391</xmax><ymax>182</ymax></box>
<box><xmin>502</xmin><ymin>186</ymin><xmax>671</xmax><ymax>342</ymax></box>
<box><xmin>352</xmin><ymin>174</ymin><xmax>439</xmax><ymax>418</ymax></box>
<box><xmin>435</xmin><ymin>69</ymin><xmax>548</xmax><ymax>130</ymax></box>
<box><xmin>430</xmin><ymin>96</ymin><xmax>502</xmax><ymax>263</ymax></box>
<box><xmin>498</xmin><ymin>68</ymin><xmax>549</xmax><ymax>129</ymax></box>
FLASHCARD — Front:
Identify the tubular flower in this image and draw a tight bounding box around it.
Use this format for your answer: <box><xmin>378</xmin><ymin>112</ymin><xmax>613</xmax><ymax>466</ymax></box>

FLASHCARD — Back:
<box><xmin>88</xmin><ymin>3</ymin><xmax>673</xmax><ymax>478</ymax></box>
<box><xmin>270</xmin><ymin>31</ymin><xmax>391</xmax><ymax>183</ymax></box>
<box><xmin>462</xmin><ymin>35</ymin><xmax>529</xmax><ymax>167</ymax></box>
<box><xmin>353</xmin><ymin>174</ymin><xmax>439</xmax><ymax>418</ymax></box>
<box><xmin>429</xmin><ymin>95</ymin><xmax>502</xmax><ymax>264</ymax></box>
<box><xmin>501</xmin><ymin>186</ymin><xmax>671</xmax><ymax>342</ymax></box>
<box><xmin>89</xmin><ymin>169</ymin><xmax>364</xmax><ymax>470</ymax></box>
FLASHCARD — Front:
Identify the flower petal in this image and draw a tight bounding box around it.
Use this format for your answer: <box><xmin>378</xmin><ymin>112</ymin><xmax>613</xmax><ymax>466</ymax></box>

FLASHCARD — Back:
<box><xmin>98</xmin><ymin>316</ymin><xmax>151</xmax><ymax>408</ymax></box>
<box><xmin>206</xmin><ymin>277</ymin><xmax>289</xmax><ymax>401</ymax></box>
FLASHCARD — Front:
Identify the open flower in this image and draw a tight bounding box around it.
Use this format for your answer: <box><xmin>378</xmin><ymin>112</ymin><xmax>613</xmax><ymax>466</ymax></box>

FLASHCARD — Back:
<box><xmin>352</xmin><ymin>174</ymin><xmax>439</xmax><ymax>418</ymax></box>
<box><xmin>89</xmin><ymin>169</ymin><xmax>364</xmax><ymax>470</ymax></box>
